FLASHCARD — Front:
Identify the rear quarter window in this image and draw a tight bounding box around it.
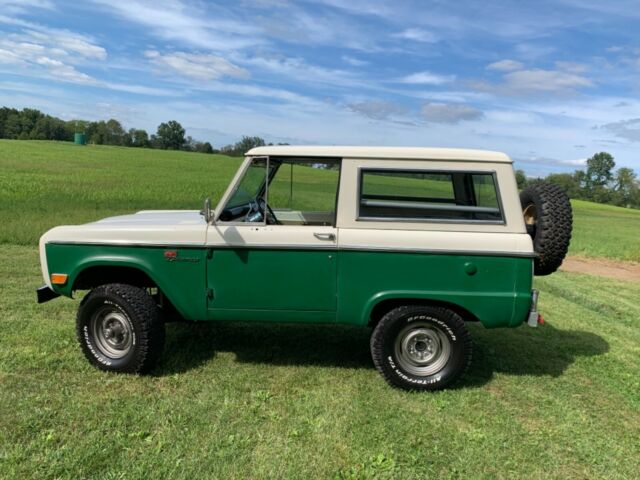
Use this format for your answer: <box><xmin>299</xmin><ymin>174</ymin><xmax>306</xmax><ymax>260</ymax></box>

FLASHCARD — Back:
<box><xmin>358</xmin><ymin>169</ymin><xmax>503</xmax><ymax>222</ymax></box>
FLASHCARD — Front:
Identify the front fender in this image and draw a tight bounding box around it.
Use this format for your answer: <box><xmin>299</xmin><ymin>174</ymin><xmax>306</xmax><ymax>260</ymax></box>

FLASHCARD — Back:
<box><xmin>44</xmin><ymin>243</ymin><xmax>207</xmax><ymax>321</ymax></box>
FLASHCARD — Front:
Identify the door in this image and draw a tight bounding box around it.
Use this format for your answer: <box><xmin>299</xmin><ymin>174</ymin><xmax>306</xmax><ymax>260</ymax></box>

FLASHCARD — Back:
<box><xmin>206</xmin><ymin>156</ymin><xmax>341</xmax><ymax>321</ymax></box>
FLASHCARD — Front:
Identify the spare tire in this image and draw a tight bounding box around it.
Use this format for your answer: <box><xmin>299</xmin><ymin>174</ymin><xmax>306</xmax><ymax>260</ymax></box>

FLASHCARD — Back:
<box><xmin>520</xmin><ymin>182</ymin><xmax>573</xmax><ymax>276</ymax></box>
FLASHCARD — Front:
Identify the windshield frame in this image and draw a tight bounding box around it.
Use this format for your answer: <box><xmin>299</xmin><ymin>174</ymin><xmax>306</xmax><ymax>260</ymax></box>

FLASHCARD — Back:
<box><xmin>214</xmin><ymin>156</ymin><xmax>285</xmax><ymax>224</ymax></box>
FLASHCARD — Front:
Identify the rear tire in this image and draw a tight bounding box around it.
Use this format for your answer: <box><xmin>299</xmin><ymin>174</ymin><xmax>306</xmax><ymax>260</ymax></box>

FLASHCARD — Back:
<box><xmin>520</xmin><ymin>182</ymin><xmax>573</xmax><ymax>276</ymax></box>
<box><xmin>370</xmin><ymin>305</ymin><xmax>472</xmax><ymax>391</ymax></box>
<box><xmin>76</xmin><ymin>283</ymin><xmax>165</xmax><ymax>373</ymax></box>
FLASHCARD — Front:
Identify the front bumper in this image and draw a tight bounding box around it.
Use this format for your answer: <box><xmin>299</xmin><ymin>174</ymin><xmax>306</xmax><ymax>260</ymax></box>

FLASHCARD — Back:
<box><xmin>36</xmin><ymin>285</ymin><xmax>60</xmax><ymax>304</ymax></box>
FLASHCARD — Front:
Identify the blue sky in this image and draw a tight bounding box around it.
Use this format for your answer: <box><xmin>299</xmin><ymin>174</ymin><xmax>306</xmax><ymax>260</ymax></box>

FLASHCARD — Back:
<box><xmin>1</xmin><ymin>0</ymin><xmax>639</xmax><ymax>175</ymax></box>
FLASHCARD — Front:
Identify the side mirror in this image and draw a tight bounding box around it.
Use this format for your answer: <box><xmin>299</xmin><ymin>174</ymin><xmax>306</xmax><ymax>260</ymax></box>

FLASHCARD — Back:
<box><xmin>200</xmin><ymin>197</ymin><xmax>213</xmax><ymax>223</ymax></box>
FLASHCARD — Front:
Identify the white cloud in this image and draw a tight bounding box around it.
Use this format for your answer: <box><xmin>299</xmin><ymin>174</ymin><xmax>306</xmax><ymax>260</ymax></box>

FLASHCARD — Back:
<box><xmin>23</xmin><ymin>29</ymin><xmax>106</xmax><ymax>60</ymax></box>
<box><xmin>503</xmin><ymin>69</ymin><xmax>593</xmax><ymax>93</ymax></box>
<box><xmin>0</xmin><ymin>0</ymin><xmax>54</xmax><ymax>15</ymax></box>
<box><xmin>342</xmin><ymin>55</ymin><xmax>368</xmax><ymax>66</ymax></box>
<box><xmin>0</xmin><ymin>48</ymin><xmax>23</xmax><ymax>64</ymax></box>
<box><xmin>487</xmin><ymin>59</ymin><xmax>523</xmax><ymax>71</ymax></box>
<box><xmin>314</xmin><ymin>0</ymin><xmax>392</xmax><ymax>17</ymax></box>
<box><xmin>475</xmin><ymin>62</ymin><xmax>594</xmax><ymax>96</ymax></box>
<box><xmin>554</xmin><ymin>61</ymin><xmax>588</xmax><ymax>73</ymax></box>
<box><xmin>0</xmin><ymin>34</ymin><xmax>99</xmax><ymax>85</ymax></box>
<box><xmin>103</xmin><ymin>82</ymin><xmax>178</xmax><ymax>97</ymax></box>
<box><xmin>399</xmin><ymin>71</ymin><xmax>455</xmax><ymax>85</ymax></box>
<box><xmin>599</xmin><ymin>118</ymin><xmax>640</xmax><ymax>142</ymax></box>
<box><xmin>145</xmin><ymin>50</ymin><xmax>248</xmax><ymax>81</ymax></box>
<box><xmin>91</xmin><ymin>0</ymin><xmax>262</xmax><ymax>51</ymax></box>
<box><xmin>392</xmin><ymin>28</ymin><xmax>438</xmax><ymax>43</ymax></box>
<box><xmin>420</xmin><ymin>103</ymin><xmax>483</xmax><ymax>123</ymax></box>
<box><xmin>236</xmin><ymin>54</ymin><xmax>358</xmax><ymax>87</ymax></box>
<box><xmin>348</xmin><ymin>100</ymin><xmax>407</xmax><ymax>120</ymax></box>
<box><xmin>516</xmin><ymin>155</ymin><xmax>587</xmax><ymax>167</ymax></box>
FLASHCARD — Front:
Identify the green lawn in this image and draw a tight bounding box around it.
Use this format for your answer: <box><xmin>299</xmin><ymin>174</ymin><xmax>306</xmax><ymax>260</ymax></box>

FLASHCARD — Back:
<box><xmin>1</xmin><ymin>140</ymin><xmax>640</xmax><ymax>478</ymax></box>
<box><xmin>570</xmin><ymin>199</ymin><xmax>640</xmax><ymax>261</ymax></box>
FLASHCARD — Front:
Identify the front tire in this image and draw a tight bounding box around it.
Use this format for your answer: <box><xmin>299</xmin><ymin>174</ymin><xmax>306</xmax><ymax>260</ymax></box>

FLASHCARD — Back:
<box><xmin>370</xmin><ymin>305</ymin><xmax>472</xmax><ymax>391</ymax></box>
<box><xmin>76</xmin><ymin>283</ymin><xmax>165</xmax><ymax>373</ymax></box>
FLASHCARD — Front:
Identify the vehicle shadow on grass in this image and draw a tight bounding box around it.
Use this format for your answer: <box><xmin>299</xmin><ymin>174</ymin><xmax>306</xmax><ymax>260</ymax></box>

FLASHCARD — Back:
<box><xmin>156</xmin><ymin>322</ymin><xmax>373</xmax><ymax>375</ymax></box>
<box><xmin>458</xmin><ymin>322</ymin><xmax>609</xmax><ymax>389</ymax></box>
<box><xmin>156</xmin><ymin>321</ymin><xmax>609</xmax><ymax>387</ymax></box>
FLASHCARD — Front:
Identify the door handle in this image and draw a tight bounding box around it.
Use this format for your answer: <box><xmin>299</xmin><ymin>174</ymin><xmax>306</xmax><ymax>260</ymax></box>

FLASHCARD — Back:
<box><xmin>314</xmin><ymin>232</ymin><xmax>336</xmax><ymax>241</ymax></box>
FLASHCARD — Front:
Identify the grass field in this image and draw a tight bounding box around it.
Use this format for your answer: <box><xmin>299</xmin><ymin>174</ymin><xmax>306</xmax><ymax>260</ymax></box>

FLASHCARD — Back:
<box><xmin>1</xmin><ymin>140</ymin><xmax>640</xmax><ymax>478</ymax></box>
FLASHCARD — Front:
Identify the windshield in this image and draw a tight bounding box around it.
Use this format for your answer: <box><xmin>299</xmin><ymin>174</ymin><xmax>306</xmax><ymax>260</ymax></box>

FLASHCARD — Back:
<box><xmin>226</xmin><ymin>157</ymin><xmax>268</xmax><ymax>208</ymax></box>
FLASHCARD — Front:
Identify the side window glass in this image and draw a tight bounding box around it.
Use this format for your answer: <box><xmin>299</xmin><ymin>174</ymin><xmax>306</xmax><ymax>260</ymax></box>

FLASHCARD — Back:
<box><xmin>359</xmin><ymin>169</ymin><xmax>502</xmax><ymax>222</ymax></box>
<box><xmin>268</xmin><ymin>159</ymin><xmax>340</xmax><ymax>226</ymax></box>
<box><xmin>472</xmin><ymin>174</ymin><xmax>499</xmax><ymax>209</ymax></box>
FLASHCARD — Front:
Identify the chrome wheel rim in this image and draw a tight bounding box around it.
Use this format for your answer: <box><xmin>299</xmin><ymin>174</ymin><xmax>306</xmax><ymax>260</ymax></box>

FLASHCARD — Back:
<box><xmin>394</xmin><ymin>322</ymin><xmax>451</xmax><ymax>376</ymax></box>
<box><xmin>91</xmin><ymin>306</ymin><xmax>133</xmax><ymax>359</ymax></box>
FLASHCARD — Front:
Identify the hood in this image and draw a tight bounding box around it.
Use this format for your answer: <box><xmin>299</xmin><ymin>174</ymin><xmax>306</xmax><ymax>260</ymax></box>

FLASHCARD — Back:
<box><xmin>40</xmin><ymin>210</ymin><xmax>207</xmax><ymax>247</ymax></box>
<box><xmin>91</xmin><ymin>210</ymin><xmax>205</xmax><ymax>226</ymax></box>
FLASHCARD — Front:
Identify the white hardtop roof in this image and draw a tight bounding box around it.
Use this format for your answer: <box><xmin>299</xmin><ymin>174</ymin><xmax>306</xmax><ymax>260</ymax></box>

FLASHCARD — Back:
<box><xmin>246</xmin><ymin>146</ymin><xmax>512</xmax><ymax>163</ymax></box>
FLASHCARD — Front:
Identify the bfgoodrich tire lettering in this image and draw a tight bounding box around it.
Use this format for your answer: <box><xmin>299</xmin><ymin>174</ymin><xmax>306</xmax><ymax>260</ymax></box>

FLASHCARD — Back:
<box><xmin>370</xmin><ymin>305</ymin><xmax>472</xmax><ymax>391</ymax></box>
<box><xmin>76</xmin><ymin>283</ymin><xmax>165</xmax><ymax>373</ymax></box>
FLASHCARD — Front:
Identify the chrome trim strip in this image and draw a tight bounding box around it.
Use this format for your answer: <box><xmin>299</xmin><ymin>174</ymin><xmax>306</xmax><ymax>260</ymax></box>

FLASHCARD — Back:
<box><xmin>338</xmin><ymin>245</ymin><xmax>537</xmax><ymax>257</ymax></box>
<box><xmin>47</xmin><ymin>240</ymin><xmax>206</xmax><ymax>248</ymax></box>
<box><xmin>47</xmin><ymin>241</ymin><xmax>535</xmax><ymax>257</ymax></box>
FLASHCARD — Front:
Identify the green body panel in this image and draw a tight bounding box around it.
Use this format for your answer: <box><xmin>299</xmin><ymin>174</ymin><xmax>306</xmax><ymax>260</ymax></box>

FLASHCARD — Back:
<box><xmin>336</xmin><ymin>252</ymin><xmax>533</xmax><ymax>328</ymax></box>
<box><xmin>45</xmin><ymin>243</ymin><xmax>207</xmax><ymax>321</ymax></box>
<box><xmin>511</xmin><ymin>257</ymin><xmax>534</xmax><ymax>327</ymax></box>
<box><xmin>45</xmin><ymin>243</ymin><xmax>532</xmax><ymax>328</ymax></box>
<box><xmin>206</xmin><ymin>249</ymin><xmax>337</xmax><ymax>320</ymax></box>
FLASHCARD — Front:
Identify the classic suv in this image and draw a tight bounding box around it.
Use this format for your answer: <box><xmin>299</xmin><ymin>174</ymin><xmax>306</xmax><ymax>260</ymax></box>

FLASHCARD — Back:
<box><xmin>37</xmin><ymin>146</ymin><xmax>572</xmax><ymax>390</ymax></box>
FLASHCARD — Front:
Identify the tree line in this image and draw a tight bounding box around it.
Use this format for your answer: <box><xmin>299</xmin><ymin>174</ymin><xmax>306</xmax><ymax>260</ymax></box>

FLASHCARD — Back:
<box><xmin>516</xmin><ymin>152</ymin><xmax>640</xmax><ymax>209</ymax></box>
<box><xmin>0</xmin><ymin>107</ymin><xmax>279</xmax><ymax>155</ymax></box>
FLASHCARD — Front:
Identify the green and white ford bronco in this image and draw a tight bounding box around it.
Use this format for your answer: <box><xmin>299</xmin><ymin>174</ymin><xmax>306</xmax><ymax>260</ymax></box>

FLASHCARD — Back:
<box><xmin>37</xmin><ymin>146</ymin><xmax>572</xmax><ymax>390</ymax></box>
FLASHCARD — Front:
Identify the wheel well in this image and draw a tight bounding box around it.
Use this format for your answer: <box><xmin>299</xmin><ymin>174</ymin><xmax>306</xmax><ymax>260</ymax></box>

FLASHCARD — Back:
<box><xmin>368</xmin><ymin>298</ymin><xmax>480</xmax><ymax>327</ymax></box>
<box><xmin>73</xmin><ymin>266</ymin><xmax>156</xmax><ymax>291</ymax></box>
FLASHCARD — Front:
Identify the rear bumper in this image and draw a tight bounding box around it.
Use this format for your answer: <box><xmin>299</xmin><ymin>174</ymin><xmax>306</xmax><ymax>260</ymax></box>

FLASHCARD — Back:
<box><xmin>526</xmin><ymin>289</ymin><xmax>541</xmax><ymax>327</ymax></box>
<box><xmin>36</xmin><ymin>285</ymin><xmax>60</xmax><ymax>304</ymax></box>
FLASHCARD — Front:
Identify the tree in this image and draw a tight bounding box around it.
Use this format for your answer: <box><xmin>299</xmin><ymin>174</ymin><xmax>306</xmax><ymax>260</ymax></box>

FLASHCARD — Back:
<box><xmin>156</xmin><ymin>120</ymin><xmax>186</xmax><ymax>150</ymax></box>
<box><xmin>515</xmin><ymin>169</ymin><xmax>527</xmax><ymax>189</ymax></box>
<box><xmin>613</xmin><ymin>167</ymin><xmax>638</xmax><ymax>207</ymax></box>
<box><xmin>128</xmin><ymin>128</ymin><xmax>150</xmax><ymax>148</ymax></box>
<box><xmin>197</xmin><ymin>141</ymin><xmax>214</xmax><ymax>154</ymax></box>
<box><xmin>545</xmin><ymin>173</ymin><xmax>581</xmax><ymax>198</ymax></box>
<box><xmin>3</xmin><ymin>113</ymin><xmax>23</xmax><ymax>139</ymax></box>
<box><xmin>585</xmin><ymin>152</ymin><xmax>615</xmax><ymax>190</ymax></box>
<box><xmin>86</xmin><ymin>119</ymin><xmax>126</xmax><ymax>145</ymax></box>
<box><xmin>236</xmin><ymin>135</ymin><xmax>265</xmax><ymax>154</ymax></box>
<box><xmin>220</xmin><ymin>135</ymin><xmax>266</xmax><ymax>156</ymax></box>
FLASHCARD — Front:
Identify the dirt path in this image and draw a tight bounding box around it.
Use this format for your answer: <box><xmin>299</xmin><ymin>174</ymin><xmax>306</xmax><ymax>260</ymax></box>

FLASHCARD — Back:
<box><xmin>561</xmin><ymin>256</ymin><xmax>640</xmax><ymax>283</ymax></box>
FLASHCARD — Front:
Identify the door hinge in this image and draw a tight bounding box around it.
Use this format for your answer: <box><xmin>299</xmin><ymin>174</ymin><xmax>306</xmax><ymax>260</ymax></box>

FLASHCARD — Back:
<box><xmin>206</xmin><ymin>288</ymin><xmax>214</xmax><ymax>300</ymax></box>
<box><xmin>206</xmin><ymin>248</ymin><xmax>214</xmax><ymax>259</ymax></box>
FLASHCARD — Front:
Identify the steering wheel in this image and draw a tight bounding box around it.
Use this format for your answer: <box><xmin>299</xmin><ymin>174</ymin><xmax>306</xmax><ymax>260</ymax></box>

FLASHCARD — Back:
<box><xmin>245</xmin><ymin>197</ymin><xmax>280</xmax><ymax>225</ymax></box>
